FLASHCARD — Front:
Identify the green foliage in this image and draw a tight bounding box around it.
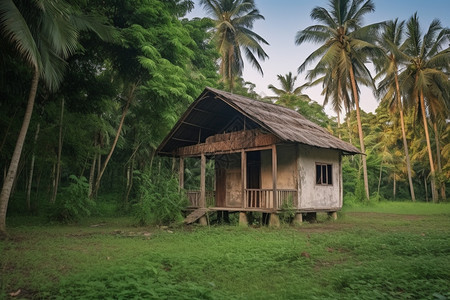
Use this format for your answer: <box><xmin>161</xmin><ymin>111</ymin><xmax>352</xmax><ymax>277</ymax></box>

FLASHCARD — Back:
<box><xmin>47</xmin><ymin>175</ymin><xmax>95</xmax><ymax>223</ymax></box>
<box><xmin>354</xmin><ymin>176</ymin><xmax>367</xmax><ymax>203</ymax></box>
<box><xmin>133</xmin><ymin>165</ymin><xmax>188</xmax><ymax>226</ymax></box>
<box><xmin>50</xmin><ymin>260</ymin><xmax>231</xmax><ymax>299</ymax></box>
<box><xmin>278</xmin><ymin>196</ymin><xmax>296</xmax><ymax>224</ymax></box>
<box><xmin>2</xmin><ymin>203</ymin><xmax>449</xmax><ymax>299</ymax></box>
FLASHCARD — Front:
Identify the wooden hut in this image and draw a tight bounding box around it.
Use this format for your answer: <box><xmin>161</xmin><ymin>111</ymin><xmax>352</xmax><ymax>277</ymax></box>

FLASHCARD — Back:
<box><xmin>157</xmin><ymin>87</ymin><xmax>360</xmax><ymax>225</ymax></box>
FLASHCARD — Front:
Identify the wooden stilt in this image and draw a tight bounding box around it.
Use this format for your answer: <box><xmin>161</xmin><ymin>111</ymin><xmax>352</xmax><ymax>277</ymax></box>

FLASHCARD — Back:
<box><xmin>293</xmin><ymin>213</ymin><xmax>303</xmax><ymax>226</ymax></box>
<box><xmin>241</xmin><ymin>150</ymin><xmax>246</xmax><ymax>208</ymax></box>
<box><xmin>200</xmin><ymin>153</ymin><xmax>206</xmax><ymax>208</ymax></box>
<box><xmin>198</xmin><ymin>215</ymin><xmax>207</xmax><ymax>226</ymax></box>
<box><xmin>179</xmin><ymin>157</ymin><xmax>184</xmax><ymax>191</ymax></box>
<box><xmin>328</xmin><ymin>211</ymin><xmax>338</xmax><ymax>220</ymax></box>
<box><xmin>269</xmin><ymin>213</ymin><xmax>280</xmax><ymax>228</ymax></box>
<box><xmin>272</xmin><ymin>145</ymin><xmax>277</xmax><ymax>209</ymax></box>
<box><xmin>239</xmin><ymin>212</ymin><xmax>248</xmax><ymax>227</ymax></box>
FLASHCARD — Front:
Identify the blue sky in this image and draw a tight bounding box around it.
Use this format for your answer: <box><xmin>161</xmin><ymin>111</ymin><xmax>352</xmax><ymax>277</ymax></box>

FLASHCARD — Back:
<box><xmin>186</xmin><ymin>0</ymin><xmax>450</xmax><ymax>116</ymax></box>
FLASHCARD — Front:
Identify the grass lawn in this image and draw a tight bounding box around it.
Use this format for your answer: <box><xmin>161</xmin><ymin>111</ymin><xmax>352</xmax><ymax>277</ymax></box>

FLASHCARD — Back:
<box><xmin>1</xmin><ymin>202</ymin><xmax>449</xmax><ymax>299</ymax></box>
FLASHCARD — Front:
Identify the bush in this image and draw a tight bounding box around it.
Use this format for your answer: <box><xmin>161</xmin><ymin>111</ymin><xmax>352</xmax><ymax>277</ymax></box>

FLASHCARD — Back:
<box><xmin>133</xmin><ymin>167</ymin><xmax>188</xmax><ymax>226</ymax></box>
<box><xmin>47</xmin><ymin>175</ymin><xmax>95</xmax><ymax>223</ymax></box>
<box><xmin>343</xmin><ymin>192</ymin><xmax>358</xmax><ymax>207</ymax></box>
<box><xmin>279</xmin><ymin>196</ymin><xmax>296</xmax><ymax>224</ymax></box>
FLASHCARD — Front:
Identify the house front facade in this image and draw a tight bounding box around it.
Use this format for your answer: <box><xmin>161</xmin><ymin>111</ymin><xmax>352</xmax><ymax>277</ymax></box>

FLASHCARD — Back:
<box><xmin>157</xmin><ymin>87</ymin><xmax>360</xmax><ymax>225</ymax></box>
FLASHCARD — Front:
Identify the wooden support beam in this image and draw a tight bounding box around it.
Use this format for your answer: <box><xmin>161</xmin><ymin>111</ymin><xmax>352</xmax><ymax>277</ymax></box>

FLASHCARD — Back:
<box><xmin>172</xmin><ymin>137</ymin><xmax>198</xmax><ymax>143</ymax></box>
<box><xmin>176</xmin><ymin>130</ymin><xmax>280</xmax><ymax>157</ymax></box>
<box><xmin>200</xmin><ymin>153</ymin><xmax>206</xmax><ymax>208</ymax></box>
<box><xmin>272</xmin><ymin>144</ymin><xmax>277</xmax><ymax>209</ymax></box>
<box><xmin>241</xmin><ymin>150</ymin><xmax>246</xmax><ymax>208</ymax></box>
<box><xmin>181</xmin><ymin>121</ymin><xmax>215</xmax><ymax>132</ymax></box>
<box><xmin>179</xmin><ymin>157</ymin><xmax>184</xmax><ymax>190</ymax></box>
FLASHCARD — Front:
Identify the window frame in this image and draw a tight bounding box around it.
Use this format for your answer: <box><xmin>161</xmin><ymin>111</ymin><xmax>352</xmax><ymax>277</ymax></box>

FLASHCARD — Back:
<box><xmin>315</xmin><ymin>163</ymin><xmax>333</xmax><ymax>186</ymax></box>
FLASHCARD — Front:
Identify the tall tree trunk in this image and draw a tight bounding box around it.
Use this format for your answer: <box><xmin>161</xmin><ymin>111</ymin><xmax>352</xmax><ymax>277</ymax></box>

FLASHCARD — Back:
<box><xmin>424</xmin><ymin>175</ymin><xmax>429</xmax><ymax>202</ymax></box>
<box><xmin>393</xmin><ymin>172</ymin><xmax>396</xmax><ymax>200</ymax></box>
<box><xmin>26</xmin><ymin>123</ymin><xmax>40</xmax><ymax>211</ymax></box>
<box><xmin>394</xmin><ymin>72</ymin><xmax>415</xmax><ymax>201</ymax></box>
<box><xmin>51</xmin><ymin>97</ymin><xmax>64</xmax><ymax>203</ymax></box>
<box><xmin>0</xmin><ymin>66</ymin><xmax>39</xmax><ymax>238</ymax></box>
<box><xmin>433</xmin><ymin>121</ymin><xmax>445</xmax><ymax>200</ymax></box>
<box><xmin>50</xmin><ymin>162</ymin><xmax>56</xmax><ymax>198</ymax></box>
<box><xmin>91</xmin><ymin>84</ymin><xmax>136</xmax><ymax>197</ymax></box>
<box><xmin>419</xmin><ymin>90</ymin><xmax>438</xmax><ymax>203</ymax></box>
<box><xmin>88</xmin><ymin>155</ymin><xmax>96</xmax><ymax>197</ymax></box>
<box><xmin>337</xmin><ymin>110</ymin><xmax>341</xmax><ymax>139</ymax></box>
<box><xmin>377</xmin><ymin>162</ymin><xmax>383</xmax><ymax>195</ymax></box>
<box><xmin>124</xmin><ymin>157</ymin><xmax>134</xmax><ymax>207</ymax></box>
<box><xmin>349</xmin><ymin>65</ymin><xmax>369</xmax><ymax>200</ymax></box>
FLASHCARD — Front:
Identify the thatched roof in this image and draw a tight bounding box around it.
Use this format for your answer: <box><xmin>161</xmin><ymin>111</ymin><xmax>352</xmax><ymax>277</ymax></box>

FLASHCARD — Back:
<box><xmin>157</xmin><ymin>87</ymin><xmax>361</xmax><ymax>156</ymax></box>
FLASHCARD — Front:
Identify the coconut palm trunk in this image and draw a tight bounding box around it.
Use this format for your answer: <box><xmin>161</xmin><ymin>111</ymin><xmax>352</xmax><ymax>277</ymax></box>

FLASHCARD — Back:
<box><xmin>419</xmin><ymin>90</ymin><xmax>438</xmax><ymax>202</ymax></box>
<box><xmin>26</xmin><ymin>122</ymin><xmax>40</xmax><ymax>211</ymax></box>
<box><xmin>349</xmin><ymin>65</ymin><xmax>370</xmax><ymax>200</ymax></box>
<box><xmin>51</xmin><ymin>97</ymin><xmax>64</xmax><ymax>203</ymax></box>
<box><xmin>394</xmin><ymin>72</ymin><xmax>416</xmax><ymax>201</ymax></box>
<box><xmin>433</xmin><ymin>122</ymin><xmax>445</xmax><ymax>200</ymax></box>
<box><xmin>0</xmin><ymin>66</ymin><xmax>39</xmax><ymax>237</ymax></box>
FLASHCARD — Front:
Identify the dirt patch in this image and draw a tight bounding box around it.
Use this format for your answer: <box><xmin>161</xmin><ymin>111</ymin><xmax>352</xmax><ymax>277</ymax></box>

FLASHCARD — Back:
<box><xmin>346</xmin><ymin>212</ymin><xmax>423</xmax><ymax>221</ymax></box>
<box><xmin>294</xmin><ymin>223</ymin><xmax>354</xmax><ymax>233</ymax></box>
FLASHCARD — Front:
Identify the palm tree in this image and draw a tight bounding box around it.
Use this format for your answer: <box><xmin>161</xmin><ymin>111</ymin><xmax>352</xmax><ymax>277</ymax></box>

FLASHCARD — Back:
<box><xmin>374</xmin><ymin>19</ymin><xmax>416</xmax><ymax>201</ymax></box>
<box><xmin>200</xmin><ymin>0</ymin><xmax>269</xmax><ymax>92</ymax></box>
<box><xmin>0</xmin><ymin>0</ymin><xmax>111</xmax><ymax>237</ymax></box>
<box><xmin>295</xmin><ymin>0</ymin><xmax>382</xmax><ymax>200</ymax></box>
<box><xmin>306</xmin><ymin>62</ymin><xmax>353</xmax><ymax>140</ymax></box>
<box><xmin>400</xmin><ymin>13</ymin><xmax>449</xmax><ymax>202</ymax></box>
<box><xmin>267</xmin><ymin>72</ymin><xmax>311</xmax><ymax>108</ymax></box>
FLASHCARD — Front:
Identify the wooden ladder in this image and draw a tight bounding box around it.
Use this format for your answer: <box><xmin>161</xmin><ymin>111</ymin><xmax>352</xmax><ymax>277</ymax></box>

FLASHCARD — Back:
<box><xmin>184</xmin><ymin>208</ymin><xmax>208</xmax><ymax>224</ymax></box>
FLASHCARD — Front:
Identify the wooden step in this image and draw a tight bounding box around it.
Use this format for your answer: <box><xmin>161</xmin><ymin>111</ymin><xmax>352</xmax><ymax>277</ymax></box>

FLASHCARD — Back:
<box><xmin>184</xmin><ymin>208</ymin><xmax>207</xmax><ymax>224</ymax></box>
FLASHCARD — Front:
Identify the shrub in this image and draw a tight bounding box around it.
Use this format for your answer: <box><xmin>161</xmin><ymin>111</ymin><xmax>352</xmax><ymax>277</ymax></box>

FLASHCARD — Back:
<box><xmin>47</xmin><ymin>175</ymin><xmax>95</xmax><ymax>223</ymax></box>
<box><xmin>133</xmin><ymin>167</ymin><xmax>188</xmax><ymax>226</ymax></box>
<box><xmin>279</xmin><ymin>196</ymin><xmax>296</xmax><ymax>224</ymax></box>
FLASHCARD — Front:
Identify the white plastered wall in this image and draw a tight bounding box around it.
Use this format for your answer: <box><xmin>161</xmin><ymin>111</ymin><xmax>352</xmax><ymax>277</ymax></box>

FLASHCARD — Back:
<box><xmin>297</xmin><ymin>144</ymin><xmax>342</xmax><ymax>210</ymax></box>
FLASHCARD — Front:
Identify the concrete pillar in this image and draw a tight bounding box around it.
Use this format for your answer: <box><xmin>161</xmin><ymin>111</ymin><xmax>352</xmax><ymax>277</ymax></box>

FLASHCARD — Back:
<box><xmin>238</xmin><ymin>212</ymin><xmax>248</xmax><ymax>227</ymax></box>
<box><xmin>198</xmin><ymin>216</ymin><xmax>208</xmax><ymax>226</ymax></box>
<box><xmin>269</xmin><ymin>213</ymin><xmax>280</xmax><ymax>228</ymax></box>
<box><xmin>328</xmin><ymin>211</ymin><xmax>338</xmax><ymax>220</ymax></box>
<box><xmin>292</xmin><ymin>213</ymin><xmax>303</xmax><ymax>226</ymax></box>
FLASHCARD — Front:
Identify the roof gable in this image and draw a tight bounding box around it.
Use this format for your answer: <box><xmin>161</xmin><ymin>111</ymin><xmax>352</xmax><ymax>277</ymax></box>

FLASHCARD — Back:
<box><xmin>157</xmin><ymin>87</ymin><xmax>360</xmax><ymax>155</ymax></box>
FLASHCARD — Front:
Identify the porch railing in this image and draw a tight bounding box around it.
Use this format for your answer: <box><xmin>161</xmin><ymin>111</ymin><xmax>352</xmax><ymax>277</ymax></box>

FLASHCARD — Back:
<box><xmin>186</xmin><ymin>189</ymin><xmax>297</xmax><ymax>210</ymax></box>
<box><xmin>246</xmin><ymin>189</ymin><xmax>297</xmax><ymax>209</ymax></box>
<box><xmin>186</xmin><ymin>190</ymin><xmax>215</xmax><ymax>207</ymax></box>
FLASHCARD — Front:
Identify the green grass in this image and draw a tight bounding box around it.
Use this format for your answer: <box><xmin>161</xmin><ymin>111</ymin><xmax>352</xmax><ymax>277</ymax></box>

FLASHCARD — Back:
<box><xmin>1</xmin><ymin>202</ymin><xmax>449</xmax><ymax>299</ymax></box>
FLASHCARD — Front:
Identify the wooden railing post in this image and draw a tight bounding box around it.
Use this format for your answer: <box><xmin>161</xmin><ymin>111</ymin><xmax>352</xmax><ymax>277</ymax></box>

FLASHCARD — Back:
<box><xmin>241</xmin><ymin>150</ymin><xmax>246</xmax><ymax>208</ymax></box>
<box><xmin>272</xmin><ymin>145</ymin><xmax>277</xmax><ymax>209</ymax></box>
<box><xmin>200</xmin><ymin>154</ymin><xmax>206</xmax><ymax>208</ymax></box>
<box><xmin>179</xmin><ymin>157</ymin><xmax>184</xmax><ymax>191</ymax></box>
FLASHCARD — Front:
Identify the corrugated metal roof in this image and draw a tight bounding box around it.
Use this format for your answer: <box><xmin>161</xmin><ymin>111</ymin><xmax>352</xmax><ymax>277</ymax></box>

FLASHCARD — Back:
<box><xmin>157</xmin><ymin>87</ymin><xmax>361</xmax><ymax>156</ymax></box>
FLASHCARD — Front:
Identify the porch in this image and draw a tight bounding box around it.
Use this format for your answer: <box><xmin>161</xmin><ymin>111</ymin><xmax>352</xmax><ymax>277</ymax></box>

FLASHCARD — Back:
<box><xmin>176</xmin><ymin>130</ymin><xmax>300</xmax><ymax>220</ymax></box>
<box><xmin>185</xmin><ymin>188</ymin><xmax>298</xmax><ymax>211</ymax></box>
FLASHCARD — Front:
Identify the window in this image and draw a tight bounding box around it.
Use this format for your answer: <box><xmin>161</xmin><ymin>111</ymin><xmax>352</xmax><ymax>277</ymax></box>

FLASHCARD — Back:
<box><xmin>316</xmin><ymin>163</ymin><xmax>332</xmax><ymax>185</ymax></box>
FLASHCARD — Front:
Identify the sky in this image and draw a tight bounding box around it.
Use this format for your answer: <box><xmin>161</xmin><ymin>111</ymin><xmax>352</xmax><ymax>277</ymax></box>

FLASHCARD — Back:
<box><xmin>185</xmin><ymin>0</ymin><xmax>450</xmax><ymax>117</ymax></box>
